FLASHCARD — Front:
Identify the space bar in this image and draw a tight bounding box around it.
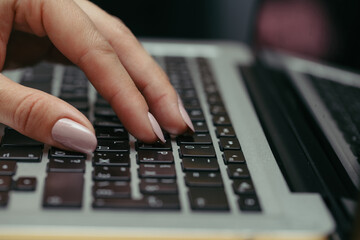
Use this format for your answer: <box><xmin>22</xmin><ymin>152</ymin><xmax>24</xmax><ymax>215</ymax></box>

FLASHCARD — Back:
<box><xmin>43</xmin><ymin>172</ymin><xmax>84</xmax><ymax>208</ymax></box>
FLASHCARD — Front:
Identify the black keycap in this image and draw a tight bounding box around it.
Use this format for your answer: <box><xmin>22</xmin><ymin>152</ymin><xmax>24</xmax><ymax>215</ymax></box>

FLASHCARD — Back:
<box><xmin>43</xmin><ymin>173</ymin><xmax>84</xmax><ymax>208</ymax></box>
<box><xmin>187</xmin><ymin>109</ymin><xmax>205</xmax><ymax>121</ymax></box>
<box><xmin>0</xmin><ymin>192</ymin><xmax>8</xmax><ymax>207</ymax></box>
<box><xmin>179</xmin><ymin>145</ymin><xmax>216</xmax><ymax>158</ymax></box>
<box><xmin>178</xmin><ymin>89</ymin><xmax>197</xmax><ymax>99</ymax></box>
<box><xmin>14</xmin><ymin>177</ymin><xmax>37</xmax><ymax>191</ymax></box>
<box><xmin>1</xmin><ymin>129</ymin><xmax>43</xmax><ymax>147</ymax></box>
<box><xmin>96</xmin><ymin>140</ymin><xmax>129</xmax><ymax>152</ymax></box>
<box><xmin>238</xmin><ymin>195</ymin><xmax>261</xmax><ymax>212</ymax></box>
<box><xmin>137</xmin><ymin>150</ymin><xmax>174</xmax><ymax>164</ymax></box>
<box><xmin>47</xmin><ymin>158</ymin><xmax>85</xmax><ymax>173</ymax></box>
<box><xmin>182</xmin><ymin>99</ymin><xmax>200</xmax><ymax>109</ymax></box>
<box><xmin>223</xmin><ymin>150</ymin><xmax>246</xmax><ymax>164</ymax></box>
<box><xmin>95</xmin><ymin>128</ymin><xmax>128</xmax><ymax>139</ymax></box>
<box><xmin>49</xmin><ymin>147</ymin><xmax>86</xmax><ymax>159</ymax></box>
<box><xmin>219</xmin><ymin>137</ymin><xmax>241</xmax><ymax>151</ymax></box>
<box><xmin>213</xmin><ymin>115</ymin><xmax>231</xmax><ymax>126</ymax></box>
<box><xmin>185</xmin><ymin>172</ymin><xmax>223</xmax><ymax>187</ymax></box>
<box><xmin>93</xmin><ymin>181</ymin><xmax>130</xmax><ymax>198</ymax></box>
<box><xmin>216</xmin><ymin>126</ymin><xmax>236</xmax><ymax>138</ymax></box>
<box><xmin>93</xmin><ymin>152</ymin><xmax>130</xmax><ymax>166</ymax></box>
<box><xmin>67</xmin><ymin>101</ymin><xmax>89</xmax><ymax>111</ymax></box>
<box><xmin>0</xmin><ymin>176</ymin><xmax>12</xmax><ymax>191</ymax></box>
<box><xmin>93</xmin><ymin>166</ymin><xmax>130</xmax><ymax>181</ymax></box>
<box><xmin>233</xmin><ymin>179</ymin><xmax>255</xmax><ymax>195</ymax></box>
<box><xmin>93</xmin><ymin>195</ymin><xmax>180</xmax><ymax>210</ymax></box>
<box><xmin>93</xmin><ymin>119</ymin><xmax>123</xmax><ymax>128</ymax></box>
<box><xmin>227</xmin><ymin>164</ymin><xmax>250</xmax><ymax>179</ymax></box>
<box><xmin>207</xmin><ymin>94</ymin><xmax>223</xmax><ymax>104</ymax></box>
<box><xmin>210</xmin><ymin>105</ymin><xmax>227</xmax><ymax>115</ymax></box>
<box><xmin>0</xmin><ymin>146</ymin><xmax>42</xmax><ymax>162</ymax></box>
<box><xmin>0</xmin><ymin>161</ymin><xmax>17</xmax><ymax>175</ymax></box>
<box><xmin>188</xmin><ymin>187</ymin><xmax>229</xmax><ymax>211</ymax></box>
<box><xmin>136</xmin><ymin>141</ymin><xmax>172</xmax><ymax>151</ymax></box>
<box><xmin>139</xmin><ymin>178</ymin><xmax>178</xmax><ymax>194</ymax></box>
<box><xmin>193</xmin><ymin>121</ymin><xmax>209</xmax><ymax>133</ymax></box>
<box><xmin>59</xmin><ymin>92</ymin><xmax>88</xmax><ymax>101</ymax></box>
<box><xmin>177</xmin><ymin>133</ymin><xmax>212</xmax><ymax>145</ymax></box>
<box><xmin>94</xmin><ymin>107</ymin><xmax>117</xmax><ymax>118</ymax></box>
<box><xmin>138</xmin><ymin>164</ymin><xmax>176</xmax><ymax>179</ymax></box>
<box><xmin>182</xmin><ymin>158</ymin><xmax>219</xmax><ymax>172</ymax></box>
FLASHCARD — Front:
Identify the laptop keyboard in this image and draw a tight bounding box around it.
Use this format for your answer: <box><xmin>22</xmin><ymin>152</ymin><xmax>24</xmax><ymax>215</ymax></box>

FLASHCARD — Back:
<box><xmin>310</xmin><ymin>76</ymin><xmax>360</xmax><ymax>164</ymax></box>
<box><xmin>0</xmin><ymin>57</ymin><xmax>262</xmax><ymax>212</ymax></box>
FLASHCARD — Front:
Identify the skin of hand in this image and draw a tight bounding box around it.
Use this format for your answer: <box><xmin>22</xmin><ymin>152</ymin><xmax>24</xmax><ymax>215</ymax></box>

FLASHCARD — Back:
<box><xmin>0</xmin><ymin>0</ymin><xmax>194</xmax><ymax>154</ymax></box>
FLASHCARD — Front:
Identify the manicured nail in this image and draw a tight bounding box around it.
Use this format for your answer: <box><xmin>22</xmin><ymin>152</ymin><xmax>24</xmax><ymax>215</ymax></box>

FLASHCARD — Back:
<box><xmin>147</xmin><ymin>112</ymin><xmax>166</xmax><ymax>143</ymax></box>
<box><xmin>52</xmin><ymin>118</ymin><xmax>97</xmax><ymax>154</ymax></box>
<box><xmin>178</xmin><ymin>96</ymin><xmax>195</xmax><ymax>132</ymax></box>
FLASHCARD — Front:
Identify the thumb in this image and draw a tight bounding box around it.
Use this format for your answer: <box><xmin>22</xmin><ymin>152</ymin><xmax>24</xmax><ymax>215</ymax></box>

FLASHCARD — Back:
<box><xmin>0</xmin><ymin>73</ymin><xmax>97</xmax><ymax>154</ymax></box>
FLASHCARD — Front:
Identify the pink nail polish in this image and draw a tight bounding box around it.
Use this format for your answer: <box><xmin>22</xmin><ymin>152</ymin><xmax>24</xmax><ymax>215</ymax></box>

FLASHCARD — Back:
<box><xmin>178</xmin><ymin>96</ymin><xmax>195</xmax><ymax>132</ymax></box>
<box><xmin>52</xmin><ymin>118</ymin><xmax>97</xmax><ymax>154</ymax></box>
<box><xmin>147</xmin><ymin>112</ymin><xmax>166</xmax><ymax>143</ymax></box>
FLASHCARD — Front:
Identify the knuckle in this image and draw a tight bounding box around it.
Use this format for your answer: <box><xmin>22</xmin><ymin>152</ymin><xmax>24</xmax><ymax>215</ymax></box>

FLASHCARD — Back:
<box><xmin>13</xmin><ymin>92</ymin><xmax>47</xmax><ymax>134</ymax></box>
<box><xmin>111</xmin><ymin>16</ymin><xmax>132</xmax><ymax>36</ymax></box>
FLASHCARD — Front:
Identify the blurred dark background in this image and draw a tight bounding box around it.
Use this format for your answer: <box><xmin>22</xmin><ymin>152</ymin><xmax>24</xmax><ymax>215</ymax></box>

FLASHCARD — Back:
<box><xmin>91</xmin><ymin>0</ymin><xmax>359</xmax><ymax>70</ymax></box>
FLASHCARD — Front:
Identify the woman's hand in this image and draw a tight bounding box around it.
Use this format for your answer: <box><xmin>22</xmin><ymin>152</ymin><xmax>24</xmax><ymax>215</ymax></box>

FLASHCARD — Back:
<box><xmin>0</xmin><ymin>0</ymin><xmax>193</xmax><ymax>154</ymax></box>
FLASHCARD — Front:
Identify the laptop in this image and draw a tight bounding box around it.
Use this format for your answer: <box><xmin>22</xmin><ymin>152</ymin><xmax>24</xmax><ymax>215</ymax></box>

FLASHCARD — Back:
<box><xmin>0</xmin><ymin>3</ymin><xmax>359</xmax><ymax>240</ymax></box>
<box><xmin>3</xmin><ymin>38</ymin><xmax>356</xmax><ymax>239</ymax></box>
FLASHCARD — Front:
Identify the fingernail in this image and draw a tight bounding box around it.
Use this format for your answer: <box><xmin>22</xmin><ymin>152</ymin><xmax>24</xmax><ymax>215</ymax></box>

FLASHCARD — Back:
<box><xmin>147</xmin><ymin>112</ymin><xmax>166</xmax><ymax>143</ymax></box>
<box><xmin>178</xmin><ymin>96</ymin><xmax>195</xmax><ymax>132</ymax></box>
<box><xmin>52</xmin><ymin>118</ymin><xmax>97</xmax><ymax>154</ymax></box>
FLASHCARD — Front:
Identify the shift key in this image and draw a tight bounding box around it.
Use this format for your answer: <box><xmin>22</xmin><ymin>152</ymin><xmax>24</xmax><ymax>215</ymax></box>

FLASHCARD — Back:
<box><xmin>43</xmin><ymin>173</ymin><xmax>84</xmax><ymax>208</ymax></box>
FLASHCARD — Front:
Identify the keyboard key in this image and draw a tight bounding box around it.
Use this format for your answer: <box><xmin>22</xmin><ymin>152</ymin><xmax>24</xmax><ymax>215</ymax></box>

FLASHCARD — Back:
<box><xmin>94</xmin><ymin>107</ymin><xmax>117</xmax><ymax>118</ymax></box>
<box><xmin>227</xmin><ymin>164</ymin><xmax>250</xmax><ymax>179</ymax></box>
<box><xmin>187</xmin><ymin>109</ymin><xmax>205</xmax><ymax>121</ymax></box>
<box><xmin>0</xmin><ymin>192</ymin><xmax>8</xmax><ymax>207</ymax></box>
<box><xmin>95</xmin><ymin>128</ymin><xmax>128</xmax><ymax>140</ymax></box>
<box><xmin>207</xmin><ymin>94</ymin><xmax>223</xmax><ymax>104</ymax></box>
<box><xmin>0</xmin><ymin>161</ymin><xmax>17</xmax><ymax>175</ymax></box>
<box><xmin>213</xmin><ymin>115</ymin><xmax>231</xmax><ymax>126</ymax></box>
<box><xmin>59</xmin><ymin>92</ymin><xmax>88</xmax><ymax>101</ymax></box>
<box><xmin>182</xmin><ymin>158</ymin><xmax>219</xmax><ymax>172</ymax></box>
<box><xmin>93</xmin><ymin>181</ymin><xmax>130</xmax><ymax>198</ymax></box>
<box><xmin>136</xmin><ymin>141</ymin><xmax>172</xmax><ymax>151</ymax></box>
<box><xmin>47</xmin><ymin>158</ymin><xmax>85</xmax><ymax>173</ymax></box>
<box><xmin>188</xmin><ymin>187</ymin><xmax>229</xmax><ymax>211</ymax></box>
<box><xmin>1</xmin><ymin>129</ymin><xmax>43</xmax><ymax>147</ymax></box>
<box><xmin>93</xmin><ymin>152</ymin><xmax>130</xmax><ymax>166</ymax></box>
<box><xmin>0</xmin><ymin>176</ymin><xmax>12</xmax><ymax>191</ymax></box>
<box><xmin>93</xmin><ymin>166</ymin><xmax>130</xmax><ymax>181</ymax></box>
<box><xmin>138</xmin><ymin>164</ymin><xmax>176</xmax><ymax>179</ymax></box>
<box><xmin>238</xmin><ymin>195</ymin><xmax>261</xmax><ymax>212</ymax></box>
<box><xmin>93</xmin><ymin>195</ymin><xmax>180</xmax><ymax>210</ymax></box>
<box><xmin>177</xmin><ymin>133</ymin><xmax>212</xmax><ymax>145</ymax></box>
<box><xmin>43</xmin><ymin>173</ymin><xmax>84</xmax><ymax>208</ymax></box>
<box><xmin>96</xmin><ymin>140</ymin><xmax>130</xmax><ymax>152</ymax></box>
<box><xmin>93</xmin><ymin>119</ymin><xmax>123</xmax><ymax>128</ymax></box>
<box><xmin>0</xmin><ymin>146</ymin><xmax>42</xmax><ymax>162</ymax></box>
<box><xmin>179</xmin><ymin>145</ymin><xmax>216</xmax><ymax>158</ymax></box>
<box><xmin>233</xmin><ymin>179</ymin><xmax>255</xmax><ymax>195</ymax></box>
<box><xmin>185</xmin><ymin>172</ymin><xmax>223</xmax><ymax>187</ymax></box>
<box><xmin>139</xmin><ymin>178</ymin><xmax>178</xmax><ymax>194</ymax></box>
<box><xmin>210</xmin><ymin>105</ymin><xmax>227</xmax><ymax>115</ymax></box>
<box><xmin>67</xmin><ymin>101</ymin><xmax>89</xmax><ymax>111</ymax></box>
<box><xmin>14</xmin><ymin>177</ymin><xmax>37</xmax><ymax>191</ymax></box>
<box><xmin>137</xmin><ymin>150</ymin><xmax>174</xmax><ymax>164</ymax></box>
<box><xmin>223</xmin><ymin>150</ymin><xmax>246</xmax><ymax>164</ymax></box>
<box><xmin>182</xmin><ymin>99</ymin><xmax>201</xmax><ymax>109</ymax></box>
<box><xmin>216</xmin><ymin>126</ymin><xmax>236</xmax><ymax>138</ymax></box>
<box><xmin>219</xmin><ymin>137</ymin><xmax>241</xmax><ymax>150</ymax></box>
<box><xmin>48</xmin><ymin>147</ymin><xmax>86</xmax><ymax>159</ymax></box>
<box><xmin>193</xmin><ymin>121</ymin><xmax>209</xmax><ymax>133</ymax></box>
